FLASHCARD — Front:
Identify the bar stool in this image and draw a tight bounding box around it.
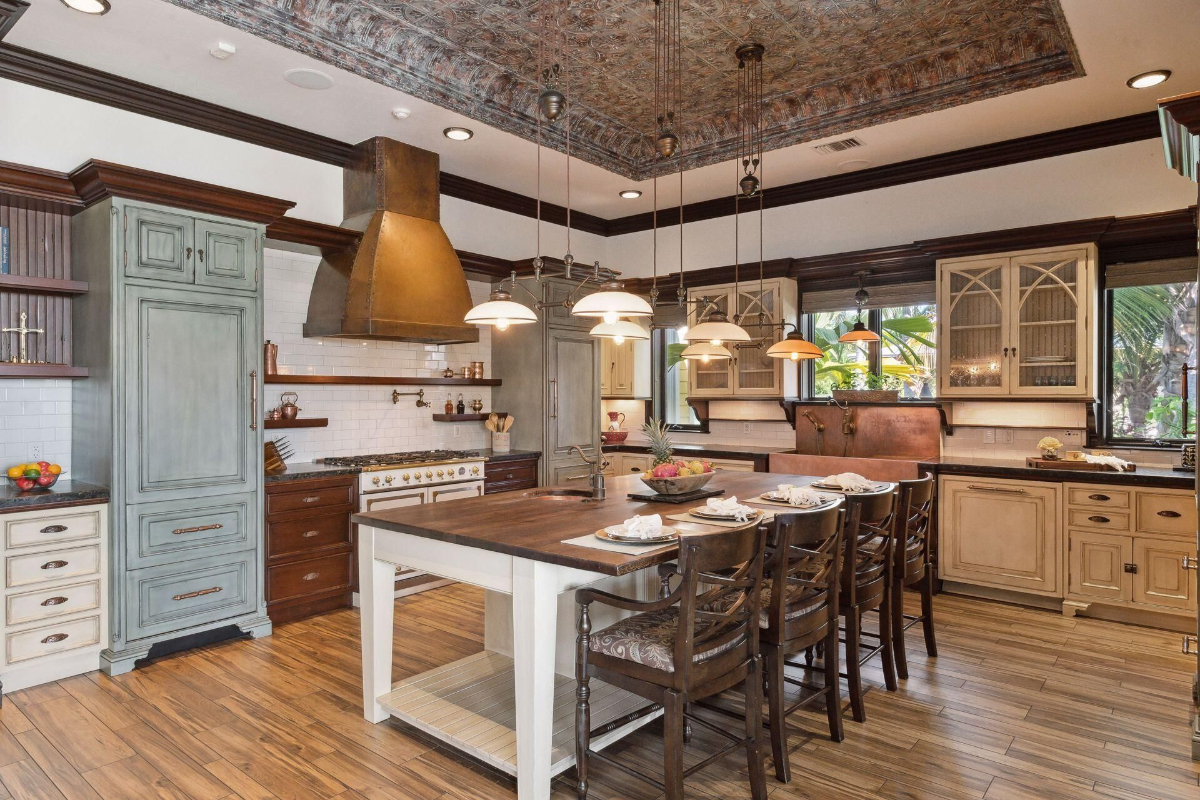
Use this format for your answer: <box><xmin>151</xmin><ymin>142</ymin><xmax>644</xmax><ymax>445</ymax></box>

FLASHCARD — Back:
<box><xmin>574</xmin><ymin>521</ymin><xmax>768</xmax><ymax>800</ymax></box>
<box><xmin>839</xmin><ymin>488</ymin><xmax>898</xmax><ymax>723</ymax></box>
<box><xmin>890</xmin><ymin>473</ymin><xmax>937</xmax><ymax>679</ymax></box>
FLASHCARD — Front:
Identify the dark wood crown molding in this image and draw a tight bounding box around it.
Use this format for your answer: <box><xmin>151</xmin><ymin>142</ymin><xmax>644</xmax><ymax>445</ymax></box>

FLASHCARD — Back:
<box><xmin>265</xmin><ymin>216</ymin><xmax>361</xmax><ymax>255</ymax></box>
<box><xmin>0</xmin><ymin>0</ymin><xmax>28</xmax><ymax>42</ymax></box>
<box><xmin>69</xmin><ymin>161</ymin><xmax>295</xmax><ymax>223</ymax></box>
<box><xmin>456</xmin><ymin>250</ymin><xmax>517</xmax><ymax>280</ymax></box>
<box><xmin>0</xmin><ymin>159</ymin><xmax>83</xmax><ymax>210</ymax></box>
<box><xmin>439</xmin><ymin>173</ymin><xmax>608</xmax><ymax>238</ymax></box>
<box><xmin>1159</xmin><ymin>91</ymin><xmax>1200</xmax><ymax>182</ymax></box>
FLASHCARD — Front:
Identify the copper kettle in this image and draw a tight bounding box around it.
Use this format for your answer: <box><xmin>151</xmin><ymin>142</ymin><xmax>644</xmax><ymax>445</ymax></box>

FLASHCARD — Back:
<box><xmin>279</xmin><ymin>392</ymin><xmax>301</xmax><ymax>420</ymax></box>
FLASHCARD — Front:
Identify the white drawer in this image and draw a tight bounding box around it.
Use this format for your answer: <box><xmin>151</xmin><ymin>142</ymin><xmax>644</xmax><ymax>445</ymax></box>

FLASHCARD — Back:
<box><xmin>5</xmin><ymin>510</ymin><xmax>100</xmax><ymax>550</ymax></box>
<box><xmin>6</xmin><ymin>544</ymin><xmax>101</xmax><ymax>589</ymax></box>
<box><xmin>6</xmin><ymin>580</ymin><xmax>101</xmax><ymax>627</ymax></box>
<box><xmin>6</xmin><ymin>614</ymin><xmax>100</xmax><ymax>665</ymax></box>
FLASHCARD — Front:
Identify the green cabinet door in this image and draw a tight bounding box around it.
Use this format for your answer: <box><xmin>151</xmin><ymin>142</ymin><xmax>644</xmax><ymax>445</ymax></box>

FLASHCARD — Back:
<box><xmin>545</xmin><ymin>327</ymin><xmax>600</xmax><ymax>461</ymax></box>
<box><xmin>124</xmin><ymin>284</ymin><xmax>259</xmax><ymax>503</ymax></box>
<box><xmin>124</xmin><ymin>204</ymin><xmax>195</xmax><ymax>284</ymax></box>
<box><xmin>195</xmin><ymin>219</ymin><xmax>259</xmax><ymax>292</ymax></box>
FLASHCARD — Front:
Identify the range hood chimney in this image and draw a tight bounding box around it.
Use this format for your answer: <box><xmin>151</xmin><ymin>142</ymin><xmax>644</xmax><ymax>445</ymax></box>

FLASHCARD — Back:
<box><xmin>303</xmin><ymin>137</ymin><xmax>479</xmax><ymax>344</ymax></box>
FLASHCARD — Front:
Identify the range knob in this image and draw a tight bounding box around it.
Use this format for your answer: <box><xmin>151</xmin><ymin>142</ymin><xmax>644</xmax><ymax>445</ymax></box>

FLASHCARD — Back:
<box><xmin>372</xmin><ymin>476</ymin><xmax>381</xmax><ymax>486</ymax></box>
<box><xmin>425</xmin><ymin>471</ymin><xmax>433</xmax><ymax>479</ymax></box>
<box><xmin>402</xmin><ymin>473</ymin><xmax>410</xmax><ymax>481</ymax></box>
<box><xmin>414</xmin><ymin>473</ymin><xmax>422</xmax><ymax>481</ymax></box>
<box><xmin>437</xmin><ymin>470</ymin><xmax>445</xmax><ymax>478</ymax></box>
<box><xmin>384</xmin><ymin>475</ymin><xmax>394</xmax><ymax>484</ymax></box>
<box><xmin>471</xmin><ymin>466</ymin><xmax>480</xmax><ymax>475</ymax></box>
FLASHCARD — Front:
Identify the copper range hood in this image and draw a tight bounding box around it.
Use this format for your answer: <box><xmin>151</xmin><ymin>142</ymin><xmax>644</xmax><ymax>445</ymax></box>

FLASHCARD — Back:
<box><xmin>303</xmin><ymin>137</ymin><xmax>479</xmax><ymax>344</ymax></box>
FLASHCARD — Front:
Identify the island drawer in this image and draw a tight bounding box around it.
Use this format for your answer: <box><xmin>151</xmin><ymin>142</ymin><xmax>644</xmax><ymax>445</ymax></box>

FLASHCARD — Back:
<box><xmin>6</xmin><ymin>614</ymin><xmax>101</xmax><ymax>666</ymax></box>
<box><xmin>1066</xmin><ymin>486</ymin><xmax>1131</xmax><ymax>510</ymax></box>
<box><xmin>267</xmin><ymin>511</ymin><xmax>352</xmax><ymax>559</ymax></box>
<box><xmin>5</xmin><ymin>509</ymin><xmax>101</xmax><ymax>550</ymax></box>
<box><xmin>126</xmin><ymin>494</ymin><xmax>254</xmax><ymax>569</ymax></box>
<box><xmin>1066</xmin><ymin>508</ymin><xmax>1131</xmax><ymax>532</ymax></box>
<box><xmin>266</xmin><ymin>552</ymin><xmax>352</xmax><ymax>604</ymax></box>
<box><xmin>124</xmin><ymin>553</ymin><xmax>256</xmax><ymax>642</ymax></box>
<box><xmin>484</xmin><ymin>459</ymin><xmax>539</xmax><ymax>493</ymax></box>
<box><xmin>266</xmin><ymin>480</ymin><xmax>356</xmax><ymax>516</ymax></box>
<box><xmin>6</xmin><ymin>580</ymin><xmax>101</xmax><ymax>627</ymax></box>
<box><xmin>6</xmin><ymin>544</ymin><xmax>101</xmax><ymax>589</ymax></box>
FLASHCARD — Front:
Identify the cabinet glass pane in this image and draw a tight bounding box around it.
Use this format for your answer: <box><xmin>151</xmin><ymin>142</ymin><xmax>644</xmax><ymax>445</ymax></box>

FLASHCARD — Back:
<box><xmin>734</xmin><ymin>288</ymin><xmax>778</xmax><ymax>392</ymax></box>
<box><xmin>944</xmin><ymin>265</ymin><xmax>1005</xmax><ymax>389</ymax></box>
<box><xmin>690</xmin><ymin>294</ymin><xmax>732</xmax><ymax>392</ymax></box>
<box><xmin>1015</xmin><ymin>256</ymin><xmax>1079</xmax><ymax>390</ymax></box>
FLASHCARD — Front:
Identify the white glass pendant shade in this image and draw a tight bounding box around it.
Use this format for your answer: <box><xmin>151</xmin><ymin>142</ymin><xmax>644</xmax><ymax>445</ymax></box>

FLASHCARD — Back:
<box><xmin>589</xmin><ymin>320</ymin><xmax>649</xmax><ymax>345</ymax></box>
<box><xmin>463</xmin><ymin>289</ymin><xmax>537</xmax><ymax>331</ymax></box>
<box><xmin>681</xmin><ymin>342</ymin><xmax>732</xmax><ymax>364</ymax></box>
<box><xmin>570</xmin><ymin>283</ymin><xmax>653</xmax><ymax>320</ymax></box>
<box><xmin>687</xmin><ymin>311</ymin><xmax>751</xmax><ymax>346</ymax></box>
<box><xmin>766</xmin><ymin>332</ymin><xmax>823</xmax><ymax>361</ymax></box>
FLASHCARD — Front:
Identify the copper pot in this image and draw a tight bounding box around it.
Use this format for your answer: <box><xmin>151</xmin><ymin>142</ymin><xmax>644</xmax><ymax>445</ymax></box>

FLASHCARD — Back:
<box><xmin>279</xmin><ymin>392</ymin><xmax>301</xmax><ymax>420</ymax></box>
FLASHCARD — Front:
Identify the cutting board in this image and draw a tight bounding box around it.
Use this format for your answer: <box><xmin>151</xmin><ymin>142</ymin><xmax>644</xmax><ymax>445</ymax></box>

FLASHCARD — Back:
<box><xmin>1025</xmin><ymin>457</ymin><xmax>1135</xmax><ymax>472</ymax></box>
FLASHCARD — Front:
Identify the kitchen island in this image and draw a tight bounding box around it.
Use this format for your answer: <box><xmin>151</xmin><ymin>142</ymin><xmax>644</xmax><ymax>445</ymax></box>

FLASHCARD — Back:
<box><xmin>353</xmin><ymin>470</ymin><xmax>815</xmax><ymax>800</ymax></box>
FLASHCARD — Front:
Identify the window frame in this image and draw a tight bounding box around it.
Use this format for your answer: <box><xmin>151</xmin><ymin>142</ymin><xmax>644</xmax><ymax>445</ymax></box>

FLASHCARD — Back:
<box><xmin>651</xmin><ymin>326</ymin><xmax>708</xmax><ymax>433</ymax></box>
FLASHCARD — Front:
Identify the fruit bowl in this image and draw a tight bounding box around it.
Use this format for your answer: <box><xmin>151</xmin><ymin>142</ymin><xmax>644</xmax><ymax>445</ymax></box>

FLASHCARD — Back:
<box><xmin>600</xmin><ymin>430</ymin><xmax>629</xmax><ymax>444</ymax></box>
<box><xmin>640</xmin><ymin>470</ymin><xmax>715</xmax><ymax>496</ymax></box>
<box><xmin>6</xmin><ymin>473</ymin><xmax>61</xmax><ymax>492</ymax></box>
<box><xmin>6</xmin><ymin>462</ymin><xmax>65</xmax><ymax>492</ymax></box>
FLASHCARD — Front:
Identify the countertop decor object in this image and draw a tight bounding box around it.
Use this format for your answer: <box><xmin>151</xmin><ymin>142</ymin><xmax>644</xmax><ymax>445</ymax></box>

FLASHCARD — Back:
<box><xmin>264</xmin><ymin>341</ymin><xmax>278</xmax><ymax>375</ymax></box>
<box><xmin>1026</xmin><ymin>457</ymin><xmax>1137</xmax><ymax>472</ymax></box>
<box><xmin>639</xmin><ymin>470</ymin><xmax>715</xmax><ymax>496</ymax></box>
<box><xmin>279</xmin><ymin>392</ymin><xmax>301</xmax><ymax>420</ymax></box>
<box><xmin>1037</xmin><ymin>436</ymin><xmax>1063</xmax><ymax>459</ymax></box>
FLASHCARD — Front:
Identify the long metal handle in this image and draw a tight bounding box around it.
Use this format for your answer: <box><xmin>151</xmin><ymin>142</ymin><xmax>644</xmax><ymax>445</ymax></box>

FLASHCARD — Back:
<box><xmin>565</xmin><ymin>474</ymin><xmax>590</xmax><ymax>480</ymax></box>
<box><xmin>173</xmin><ymin>586</ymin><xmax>222</xmax><ymax>602</ymax></box>
<box><xmin>172</xmin><ymin>524</ymin><xmax>223</xmax><ymax>535</ymax></box>
<box><xmin>302</xmin><ymin>496</ymin><xmax>321</xmax><ymax>504</ymax></box>
<box><xmin>250</xmin><ymin>370</ymin><xmax>258</xmax><ymax>430</ymax></box>
<box><xmin>967</xmin><ymin>485</ymin><xmax>1027</xmax><ymax>494</ymax></box>
<box><xmin>550</xmin><ymin>379</ymin><xmax>558</xmax><ymax>418</ymax></box>
<box><xmin>39</xmin><ymin>525</ymin><xmax>68</xmax><ymax>534</ymax></box>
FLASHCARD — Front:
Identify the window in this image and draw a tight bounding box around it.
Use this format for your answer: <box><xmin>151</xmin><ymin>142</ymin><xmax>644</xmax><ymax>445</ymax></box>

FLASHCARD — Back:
<box><xmin>804</xmin><ymin>303</ymin><xmax>936</xmax><ymax>399</ymax></box>
<box><xmin>653</xmin><ymin>326</ymin><xmax>700</xmax><ymax>429</ymax></box>
<box><xmin>1106</xmin><ymin>263</ymin><xmax>1197</xmax><ymax>443</ymax></box>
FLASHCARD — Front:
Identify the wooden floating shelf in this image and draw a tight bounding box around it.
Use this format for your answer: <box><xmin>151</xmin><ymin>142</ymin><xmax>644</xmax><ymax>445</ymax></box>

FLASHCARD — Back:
<box><xmin>0</xmin><ymin>274</ymin><xmax>89</xmax><ymax>296</ymax></box>
<box><xmin>431</xmin><ymin>413</ymin><xmax>502</xmax><ymax>422</ymax></box>
<box><xmin>264</xmin><ymin>375</ymin><xmax>501</xmax><ymax>387</ymax></box>
<box><xmin>0</xmin><ymin>364</ymin><xmax>88</xmax><ymax>378</ymax></box>
<box><xmin>264</xmin><ymin>417</ymin><xmax>328</xmax><ymax>429</ymax></box>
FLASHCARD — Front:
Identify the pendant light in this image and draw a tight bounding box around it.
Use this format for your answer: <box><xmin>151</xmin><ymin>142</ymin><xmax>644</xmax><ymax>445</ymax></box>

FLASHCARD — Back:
<box><xmin>463</xmin><ymin>276</ymin><xmax>538</xmax><ymax>331</ymax></box>
<box><xmin>589</xmin><ymin>319</ymin><xmax>650</xmax><ymax>344</ymax></box>
<box><xmin>681</xmin><ymin>342</ymin><xmax>732</xmax><ymax>362</ymax></box>
<box><xmin>572</xmin><ymin>282</ymin><xmax>653</xmax><ymax>323</ymax></box>
<box><xmin>767</xmin><ymin>324</ymin><xmax>824</xmax><ymax>361</ymax></box>
<box><xmin>839</xmin><ymin>270</ymin><xmax>881</xmax><ymax>343</ymax></box>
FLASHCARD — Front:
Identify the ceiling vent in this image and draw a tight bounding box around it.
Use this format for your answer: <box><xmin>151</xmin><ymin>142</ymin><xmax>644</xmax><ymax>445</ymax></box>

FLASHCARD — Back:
<box><xmin>812</xmin><ymin>137</ymin><xmax>863</xmax><ymax>155</ymax></box>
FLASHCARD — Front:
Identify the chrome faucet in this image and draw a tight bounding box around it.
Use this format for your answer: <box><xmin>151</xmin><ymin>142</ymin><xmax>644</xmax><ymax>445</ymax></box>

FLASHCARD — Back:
<box><xmin>569</xmin><ymin>445</ymin><xmax>609</xmax><ymax>500</ymax></box>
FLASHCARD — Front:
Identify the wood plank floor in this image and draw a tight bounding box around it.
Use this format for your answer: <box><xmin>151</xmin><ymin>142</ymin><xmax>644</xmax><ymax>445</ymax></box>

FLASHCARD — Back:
<box><xmin>0</xmin><ymin>585</ymin><xmax>1196</xmax><ymax>799</ymax></box>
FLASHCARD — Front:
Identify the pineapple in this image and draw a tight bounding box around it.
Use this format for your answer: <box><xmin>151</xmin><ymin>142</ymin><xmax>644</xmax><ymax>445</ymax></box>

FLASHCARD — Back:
<box><xmin>642</xmin><ymin>417</ymin><xmax>674</xmax><ymax>467</ymax></box>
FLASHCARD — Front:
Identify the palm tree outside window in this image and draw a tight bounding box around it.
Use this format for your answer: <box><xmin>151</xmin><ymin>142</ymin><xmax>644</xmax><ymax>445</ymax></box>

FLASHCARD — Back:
<box><xmin>804</xmin><ymin>303</ymin><xmax>937</xmax><ymax>399</ymax></box>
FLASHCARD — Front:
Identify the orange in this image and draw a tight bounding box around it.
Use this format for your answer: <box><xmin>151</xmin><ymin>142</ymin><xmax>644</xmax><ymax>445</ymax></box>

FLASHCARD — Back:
<box><xmin>48</xmin><ymin>464</ymin><xmax>62</xmax><ymax>475</ymax></box>
<box><xmin>6</xmin><ymin>466</ymin><xmax>22</xmax><ymax>479</ymax></box>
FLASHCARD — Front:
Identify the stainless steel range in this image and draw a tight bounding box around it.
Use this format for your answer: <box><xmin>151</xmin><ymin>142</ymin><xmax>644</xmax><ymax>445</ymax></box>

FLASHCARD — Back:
<box><xmin>322</xmin><ymin>449</ymin><xmax>486</xmax><ymax>596</ymax></box>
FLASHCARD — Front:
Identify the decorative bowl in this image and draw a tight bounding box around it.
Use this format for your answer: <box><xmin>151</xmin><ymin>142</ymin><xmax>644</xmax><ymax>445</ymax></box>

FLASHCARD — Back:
<box><xmin>640</xmin><ymin>470</ymin><xmax>715</xmax><ymax>496</ymax></box>
<box><xmin>6</xmin><ymin>472</ymin><xmax>61</xmax><ymax>492</ymax></box>
<box><xmin>600</xmin><ymin>430</ymin><xmax>629</xmax><ymax>444</ymax></box>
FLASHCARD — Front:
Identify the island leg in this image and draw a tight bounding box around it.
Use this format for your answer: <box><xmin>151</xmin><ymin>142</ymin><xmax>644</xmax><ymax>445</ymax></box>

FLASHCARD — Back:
<box><xmin>512</xmin><ymin>558</ymin><xmax>559</xmax><ymax>800</ymax></box>
<box><xmin>359</xmin><ymin>525</ymin><xmax>396</xmax><ymax>723</ymax></box>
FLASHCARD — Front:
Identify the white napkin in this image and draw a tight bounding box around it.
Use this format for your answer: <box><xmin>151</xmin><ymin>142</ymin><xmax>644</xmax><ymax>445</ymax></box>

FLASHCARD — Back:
<box><xmin>1082</xmin><ymin>454</ymin><xmax>1133</xmax><ymax>472</ymax></box>
<box><xmin>621</xmin><ymin>514</ymin><xmax>663</xmax><ymax>538</ymax></box>
<box><xmin>822</xmin><ymin>472</ymin><xmax>874</xmax><ymax>492</ymax></box>
<box><xmin>706</xmin><ymin>496</ymin><xmax>754</xmax><ymax>521</ymax></box>
<box><xmin>775</xmin><ymin>484</ymin><xmax>824</xmax><ymax>507</ymax></box>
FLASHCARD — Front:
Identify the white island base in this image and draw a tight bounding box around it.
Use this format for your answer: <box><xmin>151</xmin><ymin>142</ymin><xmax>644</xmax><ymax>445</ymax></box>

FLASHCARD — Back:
<box><xmin>358</xmin><ymin>524</ymin><xmax>663</xmax><ymax>799</ymax></box>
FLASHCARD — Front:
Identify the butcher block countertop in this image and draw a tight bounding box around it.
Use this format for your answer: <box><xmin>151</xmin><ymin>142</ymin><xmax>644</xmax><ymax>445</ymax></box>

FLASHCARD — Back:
<box><xmin>353</xmin><ymin>471</ymin><xmax>821</xmax><ymax>576</ymax></box>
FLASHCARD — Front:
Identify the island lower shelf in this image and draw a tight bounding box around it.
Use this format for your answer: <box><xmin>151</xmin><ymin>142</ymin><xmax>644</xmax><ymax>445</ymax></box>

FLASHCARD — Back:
<box><xmin>376</xmin><ymin>649</ymin><xmax>661</xmax><ymax>777</ymax></box>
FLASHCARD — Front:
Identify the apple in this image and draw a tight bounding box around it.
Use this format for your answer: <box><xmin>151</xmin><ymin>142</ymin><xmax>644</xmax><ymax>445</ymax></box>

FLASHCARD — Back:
<box><xmin>35</xmin><ymin>475</ymin><xmax>55</xmax><ymax>487</ymax></box>
<box><xmin>36</xmin><ymin>461</ymin><xmax>50</xmax><ymax>470</ymax></box>
<box><xmin>702</xmin><ymin>461</ymin><xmax>714</xmax><ymax>473</ymax></box>
<box><xmin>15</xmin><ymin>478</ymin><xmax>33</xmax><ymax>491</ymax></box>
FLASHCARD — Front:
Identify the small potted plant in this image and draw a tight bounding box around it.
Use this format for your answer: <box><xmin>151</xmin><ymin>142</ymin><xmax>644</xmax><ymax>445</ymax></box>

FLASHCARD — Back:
<box><xmin>1037</xmin><ymin>436</ymin><xmax>1064</xmax><ymax>460</ymax></box>
<box><xmin>831</xmin><ymin>373</ymin><xmax>901</xmax><ymax>403</ymax></box>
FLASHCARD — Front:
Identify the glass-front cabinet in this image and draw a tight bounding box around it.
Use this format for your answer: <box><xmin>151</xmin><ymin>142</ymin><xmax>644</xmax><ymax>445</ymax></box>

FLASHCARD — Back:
<box><xmin>937</xmin><ymin>244</ymin><xmax>1096</xmax><ymax>398</ymax></box>
<box><xmin>687</xmin><ymin>278</ymin><xmax>798</xmax><ymax>398</ymax></box>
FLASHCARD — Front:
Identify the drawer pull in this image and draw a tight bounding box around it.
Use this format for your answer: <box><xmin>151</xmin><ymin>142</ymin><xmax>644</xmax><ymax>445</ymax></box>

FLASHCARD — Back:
<box><xmin>302</xmin><ymin>496</ymin><xmax>322</xmax><ymax>504</ymax></box>
<box><xmin>1123</xmin><ymin>562</ymin><xmax>1139</xmax><ymax>574</ymax></box>
<box><xmin>1087</xmin><ymin>515</ymin><xmax>1110</xmax><ymax>524</ymax></box>
<box><xmin>302</xmin><ymin>530</ymin><xmax>320</xmax><ymax>538</ymax></box>
<box><xmin>40</xmin><ymin>633</ymin><xmax>68</xmax><ymax>644</ymax></box>
<box><xmin>507</xmin><ymin>473</ymin><xmax>515</xmax><ymax>480</ymax></box>
<box><xmin>172</xmin><ymin>523</ymin><xmax>224</xmax><ymax>535</ymax></box>
<box><xmin>967</xmin><ymin>485</ymin><xmax>1027</xmax><ymax>495</ymax></box>
<box><xmin>1184</xmin><ymin>636</ymin><xmax>1198</xmax><ymax>656</ymax></box>
<box><xmin>39</xmin><ymin>525</ymin><xmax>68</xmax><ymax>534</ymax></box>
<box><xmin>172</xmin><ymin>586</ymin><xmax>222</xmax><ymax>602</ymax></box>
<box><xmin>302</xmin><ymin>572</ymin><xmax>320</xmax><ymax>581</ymax></box>
<box><xmin>40</xmin><ymin>560</ymin><xmax>68</xmax><ymax>570</ymax></box>
<box><xmin>40</xmin><ymin>596</ymin><xmax>68</xmax><ymax>607</ymax></box>
<box><xmin>1157</xmin><ymin>510</ymin><xmax>1182</xmax><ymax>518</ymax></box>
<box><xmin>1087</xmin><ymin>494</ymin><xmax>1110</xmax><ymax>502</ymax></box>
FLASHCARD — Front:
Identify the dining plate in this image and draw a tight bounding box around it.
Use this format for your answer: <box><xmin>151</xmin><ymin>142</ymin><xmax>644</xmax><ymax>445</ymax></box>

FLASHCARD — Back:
<box><xmin>597</xmin><ymin>526</ymin><xmax>679</xmax><ymax>545</ymax></box>
<box><xmin>759</xmin><ymin>491</ymin><xmax>839</xmax><ymax>507</ymax></box>
<box><xmin>688</xmin><ymin>506</ymin><xmax>760</xmax><ymax>521</ymax></box>
<box><xmin>808</xmin><ymin>481</ymin><xmax>888</xmax><ymax>494</ymax></box>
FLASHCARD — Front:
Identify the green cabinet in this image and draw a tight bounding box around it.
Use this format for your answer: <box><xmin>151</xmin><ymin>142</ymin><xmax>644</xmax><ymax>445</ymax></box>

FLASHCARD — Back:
<box><xmin>71</xmin><ymin>198</ymin><xmax>270</xmax><ymax>677</ymax></box>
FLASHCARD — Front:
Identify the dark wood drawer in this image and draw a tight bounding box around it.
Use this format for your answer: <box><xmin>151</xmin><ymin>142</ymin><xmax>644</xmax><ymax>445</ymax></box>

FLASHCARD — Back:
<box><xmin>266</xmin><ymin>481</ymin><xmax>355</xmax><ymax>516</ymax></box>
<box><xmin>267</xmin><ymin>553</ymin><xmax>352</xmax><ymax>604</ymax></box>
<box><xmin>267</xmin><ymin>511</ymin><xmax>351</xmax><ymax>560</ymax></box>
<box><xmin>485</xmin><ymin>460</ymin><xmax>538</xmax><ymax>485</ymax></box>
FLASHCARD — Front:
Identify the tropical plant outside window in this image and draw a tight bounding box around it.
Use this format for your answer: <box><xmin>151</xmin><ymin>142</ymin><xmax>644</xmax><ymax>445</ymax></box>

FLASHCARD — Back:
<box><xmin>1109</xmin><ymin>281</ymin><xmax>1197</xmax><ymax>442</ymax></box>
<box><xmin>807</xmin><ymin>304</ymin><xmax>937</xmax><ymax>398</ymax></box>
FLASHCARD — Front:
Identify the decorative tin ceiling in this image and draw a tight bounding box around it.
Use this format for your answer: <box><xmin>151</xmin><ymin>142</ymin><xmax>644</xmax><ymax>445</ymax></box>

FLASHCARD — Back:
<box><xmin>167</xmin><ymin>0</ymin><xmax>1083</xmax><ymax>180</ymax></box>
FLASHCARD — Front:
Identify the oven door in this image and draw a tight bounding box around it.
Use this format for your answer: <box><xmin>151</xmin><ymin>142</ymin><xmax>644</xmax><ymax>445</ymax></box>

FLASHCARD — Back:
<box><xmin>430</xmin><ymin>481</ymin><xmax>485</xmax><ymax>503</ymax></box>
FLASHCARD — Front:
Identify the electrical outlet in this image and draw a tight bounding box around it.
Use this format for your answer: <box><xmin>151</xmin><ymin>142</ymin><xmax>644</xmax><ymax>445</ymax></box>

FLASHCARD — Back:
<box><xmin>982</xmin><ymin>428</ymin><xmax>995</xmax><ymax>444</ymax></box>
<box><xmin>1062</xmin><ymin>430</ymin><xmax>1084</xmax><ymax>446</ymax></box>
<box><xmin>999</xmin><ymin>429</ymin><xmax>1014</xmax><ymax>445</ymax></box>
<box><xmin>30</xmin><ymin>443</ymin><xmax>43</xmax><ymax>462</ymax></box>
<box><xmin>452</xmin><ymin>425</ymin><xmax>460</xmax><ymax>439</ymax></box>
<box><xmin>743</xmin><ymin>422</ymin><xmax>751</xmax><ymax>434</ymax></box>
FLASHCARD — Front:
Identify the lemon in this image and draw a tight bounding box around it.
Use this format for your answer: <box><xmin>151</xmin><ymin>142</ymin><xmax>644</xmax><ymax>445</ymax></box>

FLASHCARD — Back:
<box><xmin>6</xmin><ymin>466</ymin><xmax>22</xmax><ymax>479</ymax></box>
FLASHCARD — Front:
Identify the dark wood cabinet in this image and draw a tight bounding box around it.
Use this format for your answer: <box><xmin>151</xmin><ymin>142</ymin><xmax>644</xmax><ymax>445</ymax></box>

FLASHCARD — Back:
<box><xmin>264</xmin><ymin>474</ymin><xmax>357</xmax><ymax>624</ymax></box>
<box><xmin>484</xmin><ymin>455</ymin><xmax>540</xmax><ymax>494</ymax></box>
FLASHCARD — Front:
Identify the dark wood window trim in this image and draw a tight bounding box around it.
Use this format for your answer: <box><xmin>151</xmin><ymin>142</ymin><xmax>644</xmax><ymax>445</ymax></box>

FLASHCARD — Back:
<box><xmin>650</xmin><ymin>327</ymin><xmax>708</xmax><ymax>434</ymax></box>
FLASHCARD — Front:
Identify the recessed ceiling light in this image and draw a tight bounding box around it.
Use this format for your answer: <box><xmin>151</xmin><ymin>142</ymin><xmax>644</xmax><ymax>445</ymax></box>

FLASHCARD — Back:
<box><xmin>391</xmin><ymin>108</ymin><xmax>412</xmax><ymax>120</ymax></box>
<box><xmin>443</xmin><ymin>127</ymin><xmax>474</xmax><ymax>141</ymax></box>
<box><xmin>838</xmin><ymin>159</ymin><xmax>872</xmax><ymax>172</ymax></box>
<box><xmin>60</xmin><ymin>0</ymin><xmax>110</xmax><ymax>14</ymax></box>
<box><xmin>619</xmin><ymin>190</ymin><xmax>642</xmax><ymax>199</ymax></box>
<box><xmin>1127</xmin><ymin>69</ymin><xmax>1171</xmax><ymax>89</ymax></box>
<box><xmin>283</xmin><ymin>68</ymin><xmax>334</xmax><ymax>90</ymax></box>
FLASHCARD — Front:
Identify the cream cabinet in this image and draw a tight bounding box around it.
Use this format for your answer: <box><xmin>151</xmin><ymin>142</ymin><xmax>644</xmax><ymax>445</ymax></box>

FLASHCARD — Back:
<box><xmin>937</xmin><ymin>244</ymin><xmax>1096</xmax><ymax>398</ymax></box>
<box><xmin>938</xmin><ymin>477</ymin><xmax>1062</xmax><ymax>597</ymax></box>
<box><xmin>686</xmin><ymin>278</ymin><xmax>798</xmax><ymax>398</ymax></box>
<box><xmin>600</xmin><ymin>337</ymin><xmax>650</xmax><ymax>399</ymax></box>
<box><xmin>1</xmin><ymin>503</ymin><xmax>109</xmax><ymax>693</ymax></box>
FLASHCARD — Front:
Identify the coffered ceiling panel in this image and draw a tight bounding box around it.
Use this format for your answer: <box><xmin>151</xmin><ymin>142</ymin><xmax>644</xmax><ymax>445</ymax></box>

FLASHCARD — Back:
<box><xmin>165</xmin><ymin>0</ymin><xmax>1084</xmax><ymax>180</ymax></box>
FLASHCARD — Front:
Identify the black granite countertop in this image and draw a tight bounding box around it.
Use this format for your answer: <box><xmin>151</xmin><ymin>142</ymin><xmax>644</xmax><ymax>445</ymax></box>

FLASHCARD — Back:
<box><xmin>602</xmin><ymin>442</ymin><xmax>792</xmax><ymax>463</ymax></box>
<box><xmin>265</xmin><ymin>462</ymin><xmax>364</xmax><ymax>484</ymax></box>
<box><xmin>479</xmin><ymin>449</ymin><xmax>541</xmax><ymax>462</ymax></box>
<box><xmin>0</xmin><ymin>480</ymin><xmax>110</xmax><ymax>512</ymax></box>
<box><xmin>920</xmin><ymin>456</ymin><xmax>1194</xmax><ymax>490</ymax></box>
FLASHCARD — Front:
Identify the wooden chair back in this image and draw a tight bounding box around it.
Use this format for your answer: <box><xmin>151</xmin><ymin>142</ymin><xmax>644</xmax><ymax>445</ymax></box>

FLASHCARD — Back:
<box><xmin>840</xmin><ymin>488</ymin><xmax>897</xmax><ymax>609</ymax></box>
<box><xmin>671</xmin><ymin>521</ymin><xmax>767</xmax><ymax>686</ymax></box>
<box><xmin>761</xmin><ymin>501</ymin><xmax>845</xmax><ymax>644</ymax></box>
<box><xmin>896</xmin><ymin>473</ymin><xmax>935</xmax><ymax>582</ymax></box>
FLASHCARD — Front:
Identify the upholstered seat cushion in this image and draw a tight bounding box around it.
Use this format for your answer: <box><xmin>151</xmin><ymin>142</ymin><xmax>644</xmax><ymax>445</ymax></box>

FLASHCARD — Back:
<box><xmin>703</xmin><ymin>580</ymin><xmax>824</xmax><ymax>628</ymax></box>
<box><xmin>588</xmin><ymin>608</ymin><xmax>744</xmax><ymax>673</ymax></box>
